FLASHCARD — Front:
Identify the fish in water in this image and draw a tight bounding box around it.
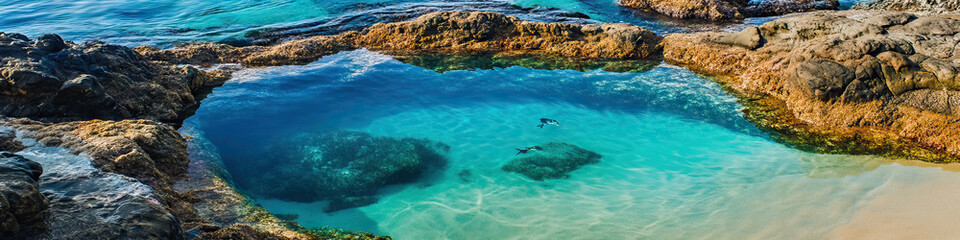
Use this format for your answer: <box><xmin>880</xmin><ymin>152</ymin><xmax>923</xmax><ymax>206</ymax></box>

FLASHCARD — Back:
<box><xmin>538</xmin><ymin>118</ymin><xmax>562</xmax><ymax>128</ymax></box>
<box><xmin>515</xmin><ymin>146</ymin><xmax>544</xmax><ymax>155</ymax></box>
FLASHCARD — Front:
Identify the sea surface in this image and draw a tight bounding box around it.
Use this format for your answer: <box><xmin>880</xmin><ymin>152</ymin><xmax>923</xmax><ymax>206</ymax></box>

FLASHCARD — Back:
<box><xmin>4</xmin><ymin>0</ymin><xmax>956</xmax><ymax>239</ymax></box>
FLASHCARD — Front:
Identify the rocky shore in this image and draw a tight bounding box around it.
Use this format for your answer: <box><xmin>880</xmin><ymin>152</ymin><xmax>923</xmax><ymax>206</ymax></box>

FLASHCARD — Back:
<box><xmin>0</xmin><ymin>33</ymin><xmax>229</xmax><ymax>125</ymax></box>
<box><xmin>136</xmin><ymin>11</ymin><xmax>662</xmax><ymax>68</ymax></box>
<box><xmin>4</xmin><ymin>3</ymin><xmax>960</xmax><ymax>240</ymax></box>
<box><xmin>852</xmin><ymin>0</ymin><xmax>960</xmax><ymax>12</ymax></box>
<box><xmin>0</xmin><ymin>11</ymin><xmax>655</xmax><ymax>239</ymax></box>
<box><xmin>663</xmin><ymin>11</ymin><xmax>960</xmax><ymax>162</ymax></box>
<box><xmin>618</xmin><ymin>0</ymin><xmax>838</xmax><ymax>20</ymax></box>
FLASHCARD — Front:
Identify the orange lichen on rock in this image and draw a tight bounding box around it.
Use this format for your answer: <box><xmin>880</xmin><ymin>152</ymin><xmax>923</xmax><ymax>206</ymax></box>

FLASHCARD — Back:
<box><xmin>137</xmin><ymin>11</ymin><xmax>662</xmax><ymax>68</ymax></box>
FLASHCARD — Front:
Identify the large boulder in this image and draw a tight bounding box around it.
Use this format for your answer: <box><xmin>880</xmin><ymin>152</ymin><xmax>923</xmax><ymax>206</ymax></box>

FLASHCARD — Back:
<box><xmin>790</xmin><ymin>59</ymin><xmax>855</xmax><ymax>102</ymax></box>
<box><xmin>502</xmin><ymin>142</ymin><xmax>601</xmax><ymax>180</ymax></box>
<box><xmin>0</xmin><ymin>152</ymin><xmax>44</xmax><ymax>238</ymax></box>
<box><xmin>0</xmin><ymin>32</ymin><xmax>229</xmax><ymax>125</ymax></box>
<box><xmin>253</xmin><ymin>130</ymin><xmax>448</xmax><ymax>212</ymax></box>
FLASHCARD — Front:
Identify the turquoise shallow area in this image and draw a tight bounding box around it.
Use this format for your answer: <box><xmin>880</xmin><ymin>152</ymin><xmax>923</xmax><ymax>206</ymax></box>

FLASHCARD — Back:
<box><xmin>183</xmin><ymin>50</ymin><xmax>960</xmax><ymax>238</ymax></box>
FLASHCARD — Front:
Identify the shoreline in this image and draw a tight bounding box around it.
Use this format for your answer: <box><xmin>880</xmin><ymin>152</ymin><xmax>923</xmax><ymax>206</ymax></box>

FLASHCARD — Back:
<box><xmin>3</xmin><ymin>4</ymin><xmax>960</xmax><ymax>238</ymax></box>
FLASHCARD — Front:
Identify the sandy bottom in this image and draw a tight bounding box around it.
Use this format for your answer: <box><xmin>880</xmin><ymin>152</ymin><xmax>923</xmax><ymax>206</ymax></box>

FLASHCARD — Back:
<box><xmin>254</xmin><ymin>102</ymin><xmax>960</xmax><ymax>239</ymax></box>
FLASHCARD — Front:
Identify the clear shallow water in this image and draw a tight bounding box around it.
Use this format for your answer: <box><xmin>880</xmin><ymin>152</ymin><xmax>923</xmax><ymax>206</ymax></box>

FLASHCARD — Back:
<box><xmin>184</xmin><ymin>50</ymin><xmax>960</xmax><ymax>239</ymax></box>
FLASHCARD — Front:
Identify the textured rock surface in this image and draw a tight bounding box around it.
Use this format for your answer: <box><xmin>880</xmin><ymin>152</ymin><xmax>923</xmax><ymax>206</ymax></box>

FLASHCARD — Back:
<box><xmin>853</xmin><ymin>0</ymin><xmax>960</xmax><ymax>12</ymax></box>
<box><xmin>663</xmin><ymin>11</ymin><xmax>960</xmax><ymax>162</ymax></box>
<box><xmin>0</xmin><ymin>33</ymin><xmax>229</xmax><ymax>125</ymax></box>
<box><xmin>2</xmin><ymin>118</ymin><xmax>205</xmax><ymax>235</ymax></box>
<box><xmin>7</xmin><ymin>132</ymin><xmax>184</xmax><ymax>239</ymax></box>
<box><xmin>253</xmin><ymin>130</ymin><xmax>448</xmax><ymax>212</ymax></box>
<box><xmin>245</xmin><ymin>1</ymin><xmax>597</xmax><ymax>46</ymax></box>
<box><xmin>502</xmin><ymin>142</ymin><xmax>602</xmax><ymax>180</ymax></box>
<box><xmin>0</xmin><ymin>151</ymin><xmax>44</xmax><ymax>238</ymax></box>
<box><xmin>137</xmin><ymin>11</ymin><xmax>662</xmax><ymax>68</ymax></box>
<box><xmin>618</xmin><ymin>0</ymin><xmax>837</xmax><ymax>20</ymax></box>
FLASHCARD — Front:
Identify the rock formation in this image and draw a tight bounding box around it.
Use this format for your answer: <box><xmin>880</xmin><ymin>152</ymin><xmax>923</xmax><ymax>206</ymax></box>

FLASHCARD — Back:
<box><xmin>618</xmin><ymin>0</ymin><xmax>838</xmax><ymax>20</ymax></box>
<box><xmin>0</xmin><ymin>151</ymin><xmax>44</xmax><ymax>238</ymax></box>
<box><xmin>137</xmin><ymin>11</ymin><xmax>662</xmax><ymax>68</ymax></box>
<box><xmin>0</xmin><ymin>33</ymin><xmax>229</xmax><ymax>125</ymax></box>
<box><xmin>853</xmin><ymin>0</ymin><xmax>960</xmax><ymax>13</ymax></box>
<box><xmin>245</xmin><ymin>0</ymin><xmax>597</xmax><ymax>46</ymax></box>
<box><xmin>663</xmin><ymin>11</ymin><xmax>960</xmax><ymax>162</ymax></box>
<box><xmin>502</xmin><ymin>142</ymin><xmax>602</xmax><ymax>180</ymax></box>
<box><xmin>253</xmin><ymin>130</ymin><xmax>448</xmax><ymax>212</ymax></box>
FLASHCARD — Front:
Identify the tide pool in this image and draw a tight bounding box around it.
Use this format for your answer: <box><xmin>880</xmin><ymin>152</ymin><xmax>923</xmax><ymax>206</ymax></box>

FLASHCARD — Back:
<box><xmin>183</xmin><ymin>49</ymin><xmax>960</xmax><ymax>239</ymax></box>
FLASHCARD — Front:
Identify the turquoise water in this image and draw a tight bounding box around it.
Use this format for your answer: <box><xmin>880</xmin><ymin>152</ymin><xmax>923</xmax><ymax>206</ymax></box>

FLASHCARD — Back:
<box><xmin>183</xmin><ymin>50</ymin><xmax>960</xmax><ymax>239</ymax></box>
<box><xmin>7</xmin><ymin>1</ymin><xmax>958</xmax><ymax>238</ymax></box>
<box><xmin>2</xmin><ymin>0</ymin><xmax>770</xmax><ymax>47</ymax></box>
<box><xmin>2</xmin><ymin>0</ymin><xmax>413</xmax><ymax>46</ymax></box>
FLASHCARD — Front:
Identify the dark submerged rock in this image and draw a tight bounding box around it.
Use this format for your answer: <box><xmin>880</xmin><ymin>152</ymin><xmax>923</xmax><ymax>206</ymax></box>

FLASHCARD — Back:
<box><xmin>254</xmin><ymin>130</ymin><xmax>448</xmax><ymax>212</ymax></box>
<box><xmin>502</xmin><ymin>142</ymin><xmax>601</xmax><ymax>180</ymax></box>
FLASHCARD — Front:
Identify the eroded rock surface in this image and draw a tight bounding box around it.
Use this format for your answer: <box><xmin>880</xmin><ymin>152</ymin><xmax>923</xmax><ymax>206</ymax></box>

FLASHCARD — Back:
<box><xmin>0</xmin><ymin>33</ymin><xmax>229</xmax><ymax>125</ymax></box>
<box><xmin>246</xmin><ymin>0</ymin><xmax>597</xmax><ymax>46</ymax></box>
<box><xmin>618</xmin><ymin>0</ymin><xmax>837</xmax><ymax>20</ymax></box>
<box><xmin>137</xmin><ymin>11</ymin><xmax>662</xmax><ymax>68</ymax></box>
<box><xmin>502</xmin><ymin>142</ymin><xmax>601</xmax><ymax>180</ymax></box>
<box><xmin>0</xmin><ymin>127</ymin><xmax>184</xmax><ymax>239</ymax></box>
<box><xmin>663</xmin><ymin>11</ymin><xmax>960</xmax><ymax>162</ymax></box>
<box><xmin>853</xmin><ymin>0</ymin><xmax>960</xmax><ymax>13</ymax></box>
<box><xmin>0</xmin><ymin>151</ymin><xmax>44</xmax><ymax>238</ymax></box>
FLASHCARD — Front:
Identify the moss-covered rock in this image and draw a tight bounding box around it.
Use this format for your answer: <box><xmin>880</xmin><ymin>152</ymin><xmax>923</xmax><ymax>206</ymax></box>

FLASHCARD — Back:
<box><xmin>254</xmin><ymin>130</ymin><xmax>448</xmax><ymax>212</ymax></box>
<box><xmin>502</xmin><ymin>142</ymin><xmax>601</xmax><ymax>180</ymax></box>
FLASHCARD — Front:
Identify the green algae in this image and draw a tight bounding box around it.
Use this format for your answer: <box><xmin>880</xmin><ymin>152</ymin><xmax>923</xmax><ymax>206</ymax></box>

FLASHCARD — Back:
<box><xmin>502</xmin><ymin>142</ymin><xmax>602</xmax><ymax>180</ymax></box>
<box><xmin>730</xmin><ymin>88</ymin><xmax>960</xmax><ymax>163</ymax></box>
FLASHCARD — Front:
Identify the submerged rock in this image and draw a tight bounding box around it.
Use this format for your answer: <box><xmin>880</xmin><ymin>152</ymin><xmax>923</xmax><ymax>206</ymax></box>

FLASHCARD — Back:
<box><xmin>0</xmin><ymin>152</ymin><xmax>44</xmax><ymax>238</ymax></box>
<box><xmin>618</xmin><ymin>0</ymin><xmax>837</xmax><ymax>21</ymax></box>
<box><xmin>0</xmin><ymin>32</ymin><xmax>229</xmax><ymax>125</ymax></box>
<box><xmin>502</xmin><ymin>142</ymin><xmax>601</xmax><ymax>180</ymax></box>
<box><xmin>662</xmin><ymin>11</ymin><xmax>960</xmax><ymax>162</ymax></box>
<box><xmin>253</xmin><ymin>130</ymin><xmax>448</xmax><ymax>212</ymax></box>
<box><xmin>137</xmin><ymin>11</ymin><xmax>662</xmax><ymax>68</ymax></box>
